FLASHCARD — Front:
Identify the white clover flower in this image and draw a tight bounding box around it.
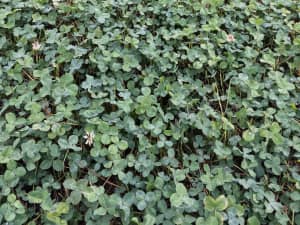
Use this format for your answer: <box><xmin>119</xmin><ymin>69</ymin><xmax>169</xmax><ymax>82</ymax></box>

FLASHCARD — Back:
<box><xmin>226</xmin><ymin>34</ymin><xmax>235</xmax><ymax>42</ymax></box>
<box><xmin>84</xmin><ymin>131</ymin><xmax>95</xmax><ymax>146</ymax></box>
<box><xmin>32</xmin><ymin>41</ymin><xmax>41</xmax><ymax>51</ymax></box>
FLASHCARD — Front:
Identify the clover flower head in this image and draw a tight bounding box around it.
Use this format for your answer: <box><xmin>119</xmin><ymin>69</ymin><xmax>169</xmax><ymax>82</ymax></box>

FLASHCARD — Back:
<box><xmin>84</xmin><ymin>131</ymin><xmax>95</xmax><ymax>146</ymax></box>
<box><xmin>226</xmin><ymin>34</ymin><xmax>235</xmax><ymax>42</ymax></box>
<box><xmin>32</xmin><ymin>41</ymin><xmax>41</xmax><ymax>51</ymax></box>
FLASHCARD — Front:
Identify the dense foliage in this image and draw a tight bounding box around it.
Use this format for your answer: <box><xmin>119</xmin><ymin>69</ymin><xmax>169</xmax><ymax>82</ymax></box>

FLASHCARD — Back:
<box><xmin>0</xmin><ymin>0</ymin><xmax>300</xmax><ymax>224</ymax></box>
